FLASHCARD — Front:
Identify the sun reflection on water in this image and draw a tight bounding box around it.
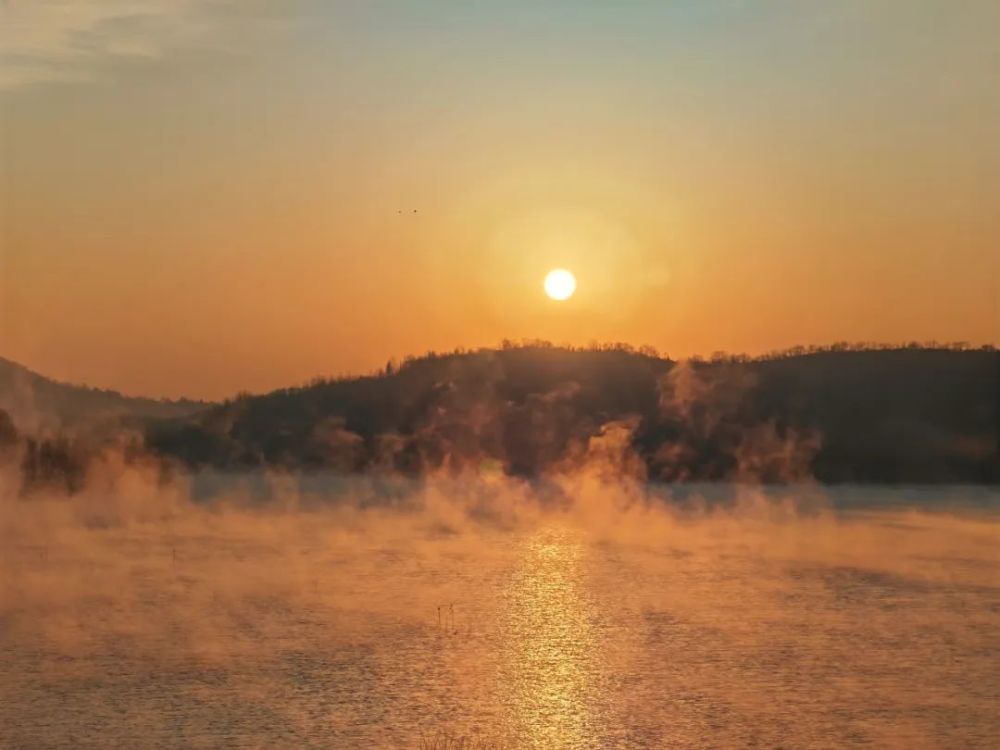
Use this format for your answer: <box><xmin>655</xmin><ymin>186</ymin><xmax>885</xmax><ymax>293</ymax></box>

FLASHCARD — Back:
<box><xmin>499</xmin><ymin>527</ymin><xmax>600</xmax><ymax>749</ymax></box>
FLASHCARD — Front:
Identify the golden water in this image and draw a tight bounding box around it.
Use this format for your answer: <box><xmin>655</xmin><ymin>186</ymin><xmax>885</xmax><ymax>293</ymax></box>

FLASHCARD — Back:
<box><xmin>1</xmin><ymin>484</ymin><xmax>997</xmax><ymax>748</ymax></box>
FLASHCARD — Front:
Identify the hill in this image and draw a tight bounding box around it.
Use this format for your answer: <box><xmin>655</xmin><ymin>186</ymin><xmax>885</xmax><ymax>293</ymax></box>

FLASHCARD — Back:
<box><xmin>146</xmin><ymin>344</ymin><xmax>999</xmax><ymax>484</ymax></box>
<box><xmin>0</xmin><ymin>357</ymin><xmax>210</xmax><ymax>433</ymax></box>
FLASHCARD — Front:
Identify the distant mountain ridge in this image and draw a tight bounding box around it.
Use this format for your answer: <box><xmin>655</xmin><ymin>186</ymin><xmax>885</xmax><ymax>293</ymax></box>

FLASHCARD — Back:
<box><xmin>3</xmin><ymin>345</ymin><xmax>996</xmax><ymax>488</ymax></box>
<box><xmin>0</xmin><ymin>356</ymin><xmax>210</xmax><ymax>433</ymax></box>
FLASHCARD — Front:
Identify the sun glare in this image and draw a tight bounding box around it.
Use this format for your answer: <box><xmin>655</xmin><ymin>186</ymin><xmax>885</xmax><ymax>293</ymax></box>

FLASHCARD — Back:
<box><xmin>544</xmin><ymin>269</ymin><xmax>576</xmax><ymax>301</ymax></box>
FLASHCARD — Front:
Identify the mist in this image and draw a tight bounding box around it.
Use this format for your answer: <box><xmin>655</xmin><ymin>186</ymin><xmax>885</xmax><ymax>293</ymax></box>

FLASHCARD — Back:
<box><xmin>6</xmin><ymin>0</ymin><xmax>997</xmax><ymax>745</ymax></box>
<box><xmin>2</xmin><ymin>445</ymin><xmax>997</xmax><ymax>747</ymax></box>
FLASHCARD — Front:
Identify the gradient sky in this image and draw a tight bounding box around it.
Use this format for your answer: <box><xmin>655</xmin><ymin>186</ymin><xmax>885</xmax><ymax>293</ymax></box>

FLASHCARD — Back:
<box><xmin>2</xmin><ymin>1</ymin><xmax>998</xmax><ymax>399</ymax></box>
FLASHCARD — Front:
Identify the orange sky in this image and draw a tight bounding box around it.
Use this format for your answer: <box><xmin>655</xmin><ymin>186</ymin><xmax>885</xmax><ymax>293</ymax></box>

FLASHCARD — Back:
<box><xmin>2</xmin><ymin>1</ymin><xmax>998</xmax><ymax>399</ymax></box>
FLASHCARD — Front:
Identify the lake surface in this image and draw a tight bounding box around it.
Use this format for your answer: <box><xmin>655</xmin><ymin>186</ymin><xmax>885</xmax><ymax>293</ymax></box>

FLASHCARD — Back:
<box><xmin>2</xmin><ymin>479</ymin><xmax>998</xmax><ymax>748</ymax></box>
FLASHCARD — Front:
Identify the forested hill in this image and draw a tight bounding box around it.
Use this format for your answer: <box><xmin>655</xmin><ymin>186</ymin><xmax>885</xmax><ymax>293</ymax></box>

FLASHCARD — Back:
<box><xmin>146</xmin><ymin>345</ymin><xmax>999</xmax><ymax>484</ymax></box>
<box><xmin>0</xmin><ymin>357</ymin><xmax>209</xmax><ymax>432</ymax></box>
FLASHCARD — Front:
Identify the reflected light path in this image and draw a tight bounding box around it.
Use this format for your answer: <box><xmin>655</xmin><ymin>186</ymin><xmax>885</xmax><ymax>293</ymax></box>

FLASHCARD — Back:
<box><xmin>499</xmin><ymin>527</ymin><xmax>600</xmax><ymax>749</ymax></box>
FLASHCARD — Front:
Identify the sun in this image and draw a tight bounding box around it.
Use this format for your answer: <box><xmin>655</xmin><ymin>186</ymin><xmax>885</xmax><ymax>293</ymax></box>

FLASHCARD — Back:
<box><xmin>543</xmin><ymin>268</ymin><xmax>576</xmax><ymax>301</ymax></box>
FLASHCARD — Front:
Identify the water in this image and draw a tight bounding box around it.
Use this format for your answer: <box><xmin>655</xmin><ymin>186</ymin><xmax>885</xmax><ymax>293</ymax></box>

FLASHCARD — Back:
<box><xmin>2</xmin><ymin>480</ymin><xmax>998</xmax><ymax>748</ymax></box>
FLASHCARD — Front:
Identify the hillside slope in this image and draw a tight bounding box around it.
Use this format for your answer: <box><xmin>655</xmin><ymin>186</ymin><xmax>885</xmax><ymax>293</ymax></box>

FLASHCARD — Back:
<box><xmin>147</xmin><ymin>346</ymin><xmax>999</xmax><ymax>484</ymax></box>
<box><xmin>0</xmin><ymin>357</ymin><xmax>209</xmax><ymax>433</ymax></box>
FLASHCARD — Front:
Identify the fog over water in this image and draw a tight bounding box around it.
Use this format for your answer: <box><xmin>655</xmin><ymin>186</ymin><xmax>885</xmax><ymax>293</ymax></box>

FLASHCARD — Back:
<box><xmin>1</xmin><ymin>461</ymin><xmax>998</xmax><ymax>748</ymax></box>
